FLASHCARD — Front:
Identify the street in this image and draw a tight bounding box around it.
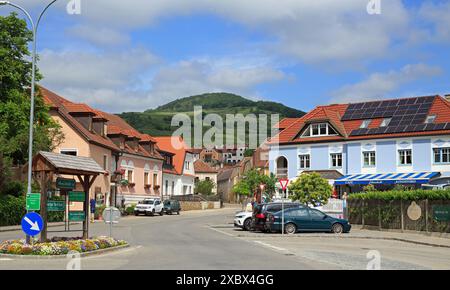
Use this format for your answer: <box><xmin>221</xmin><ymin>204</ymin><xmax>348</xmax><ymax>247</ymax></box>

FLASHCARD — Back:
<box><xmin>1</xmin><ymin>207</ymin><xmax>450</xmax><ymax>270</ymax></box>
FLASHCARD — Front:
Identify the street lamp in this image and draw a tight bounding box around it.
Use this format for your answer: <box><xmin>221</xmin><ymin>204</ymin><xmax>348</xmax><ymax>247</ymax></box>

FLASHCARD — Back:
<box><xmin>1</xmin><ymin>1</ymin><xmax>58</xmax><ymax>195</ymax></box>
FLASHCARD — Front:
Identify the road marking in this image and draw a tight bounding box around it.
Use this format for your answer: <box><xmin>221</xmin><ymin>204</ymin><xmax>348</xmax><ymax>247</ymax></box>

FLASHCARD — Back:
<box><xmin>207</xmin><ymin>226</ymin><xmax>236</xmax><ymax>237</ymax></box>
<box><xmin>0</xmin><ymin>258</ymin><xmax>13</xmax><ymax>261</ymax></box>
<box><xmin>253</xmin><ymin>240</ymin><xmax>289</xmax><ymax>252</ymax></box>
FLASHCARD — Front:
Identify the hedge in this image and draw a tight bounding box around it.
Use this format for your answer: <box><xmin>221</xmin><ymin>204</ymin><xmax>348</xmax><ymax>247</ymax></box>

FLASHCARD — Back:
<box><xmin>348</xmin><ymin>189</ymin><xmax>450</xmax><ymax>201</ymax></box>
<box><xmin>0</xmin><ymin>195</ymin><xmax>26</xmax><ymax>226</ymax></box>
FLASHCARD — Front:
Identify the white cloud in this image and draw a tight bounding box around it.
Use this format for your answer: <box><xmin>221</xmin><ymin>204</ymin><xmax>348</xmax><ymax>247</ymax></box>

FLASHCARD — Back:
<box><xmin>419</xmin><ymin>1</ymin><xmax>450</xmax><ymax>43</ymax></box>
<box><xmin>67</xmin><ymin>25</ymin><xmax>130</xmax><ymax>46</ymax></box>
<box><xmin>39</xmin><ymin>50</ymin><xmax>286</xmax><ymax>112</ymax></box>
<box><xmin>331</xmin><ymin>63</ymin><xmax>442</xmax><ymax>103</ymax></box>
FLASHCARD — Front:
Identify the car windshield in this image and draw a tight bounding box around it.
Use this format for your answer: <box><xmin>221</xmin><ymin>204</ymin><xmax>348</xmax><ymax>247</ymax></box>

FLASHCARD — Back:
<box><xmin>142</xmin><ymin>200</ymin><xmax>154</xmax><ymax>205</ymax></box>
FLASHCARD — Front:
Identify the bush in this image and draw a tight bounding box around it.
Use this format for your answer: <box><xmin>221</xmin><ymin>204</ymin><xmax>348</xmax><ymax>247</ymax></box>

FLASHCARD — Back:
<box><xmin>0</xmin><ymin>195</ymin><xmax>26</xmax><ymax>226</ymax></box>
<box><xmin>1</xmin><ymin>181</ymin><xmax>26</xmax><ymax>197</ymax></box>
<box><xmin>125</xmin><ymin>205</ymin><xmax>135</xmax><ymax>215</ymax></box>
<box><xmin>348</xmin><ymin>189</ymin><xmax>450</xmax><ymax>201</ymax></box>
<box><xmin>95</xmin><ymin>205</ymin><xmax>106</xmax><ymax>219</ymax></box>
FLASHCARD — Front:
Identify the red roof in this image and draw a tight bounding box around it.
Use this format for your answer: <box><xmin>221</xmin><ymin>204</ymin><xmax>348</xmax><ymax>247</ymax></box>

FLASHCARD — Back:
<box><xmin>272</xmin><ymin>95</ymin><xmax>450</xmax><ymax>145</ymax></box>
<box><xmin>194</xmin><ymin>160</ymin><xmax>218</xmax><ymax>173</ymax></box>
<box><xmin>154</xmin><ymin>136</ymin><xmax>191</xmax><ymax>175</ymax></box>
<box><xmin>40</xmin><ymin>86</ymin><xmax>162</xmax><ymax>160</ymax></box>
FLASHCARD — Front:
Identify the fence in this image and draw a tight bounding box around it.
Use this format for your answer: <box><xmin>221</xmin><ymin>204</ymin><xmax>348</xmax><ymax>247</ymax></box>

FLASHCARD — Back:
<box><xmin>348</xmin><ymin>199</ymin><xmax>450</xmax><ymax>233</ymax></box>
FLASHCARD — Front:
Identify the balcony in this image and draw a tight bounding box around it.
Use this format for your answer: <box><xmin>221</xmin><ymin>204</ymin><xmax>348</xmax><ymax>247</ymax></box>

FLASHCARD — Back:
<box><xmin>276</xmin><ymin>168</ymin><xmax>288</xmax><ymax>178</ymax></box>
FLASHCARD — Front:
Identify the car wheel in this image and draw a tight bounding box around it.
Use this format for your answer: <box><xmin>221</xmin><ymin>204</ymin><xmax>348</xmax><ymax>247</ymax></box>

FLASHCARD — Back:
<box><xmin>284</xmin><ymin>223</ymin><xmax>297</xmax><ymax>235</ymax></box>
<box><xmin>160</xmin><ymin>209</ymin><xmax>164</xmax><ymax>216</ymax></box>
<box><xmin>243</xmin><ymin>218</ymin><xmax>252</xmax><ymax>231</ymax></box>
<box><xmin>135</xmin><ymin>212</ymin><xmax>139</xmax><ymax>216</ymax></box>
<box><xmin>332</xmin><ymin>223</ymin><xmax>344</xmax><ymax>234</ymax></box>
<box><xmin>150</xmin><ymin>209</ymin><xmax>155</xmax><ymax>216</ymax></box>
<box><xmin>177</xmin><ymin>211</ymin><xmax>180</xmax><ymax>215</ymax></box>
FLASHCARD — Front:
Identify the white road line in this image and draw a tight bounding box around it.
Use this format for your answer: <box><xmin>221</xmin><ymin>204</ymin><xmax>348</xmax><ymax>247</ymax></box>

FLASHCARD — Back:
<box><xmin>253</xmin><ymin>240</ymin><xmax>289</xmax><ymax>252</ymax></box>
<box><xmin>0</xmin><ymin>258</ymin><xmax>13</xmax><ymax>261</ymax></box>
<box><xmin>207</xmin><ymin>226</ymin><xmax>236</xmax><ymax>237</ymax></box>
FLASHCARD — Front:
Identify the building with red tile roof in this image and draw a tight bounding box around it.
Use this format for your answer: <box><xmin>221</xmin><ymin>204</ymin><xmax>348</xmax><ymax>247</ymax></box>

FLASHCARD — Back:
<box><xmin>40</xmin><ymin>87</ymin><xmax>164</xmax><ymax>206</ymax></box>
<box><xmin>153</xmin><ymin>136</ymin><xmax>196</xmax><ymax>197</ymax></box>
<box><xmin>269</xmin><ymin>94</ymin><xmax>450</xmax><ymax>196</ymax></box>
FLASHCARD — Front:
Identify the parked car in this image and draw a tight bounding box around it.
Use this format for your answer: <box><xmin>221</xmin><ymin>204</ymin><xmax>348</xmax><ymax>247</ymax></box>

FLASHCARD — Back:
<box><xmin>252</xmin><ymin>202</ymin><xmax>303</xmax><ymax>232</ymax></box>
<box><xmin>164</xmin><ymin>199</ymin><xmax>181</xmax><ymax>215</ymax></box>
<box><xmin>266</xmin><ymin>207</ymin><xmax>351</xmax><ymax>234</ymax></box>
<box><xmin>234</xmin><ymin>211</ymin><xmax>253</xmax><ymax>231</ymax></box>
<box><xmin>422</xmin><ymin>184</ymin><xmax>450</xmax><ymax>190</ymax></box>
<box><xmin>134</xmin><ymin>198</ymin><xmax>164</xmax><ymax>216</ymax></box>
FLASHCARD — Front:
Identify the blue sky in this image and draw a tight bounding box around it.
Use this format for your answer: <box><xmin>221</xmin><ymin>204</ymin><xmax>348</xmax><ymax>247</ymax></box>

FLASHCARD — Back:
<box><xmin>1</xmin><ymin>0</ymin><xmax>449</xmax><ymax>113</ymax></box>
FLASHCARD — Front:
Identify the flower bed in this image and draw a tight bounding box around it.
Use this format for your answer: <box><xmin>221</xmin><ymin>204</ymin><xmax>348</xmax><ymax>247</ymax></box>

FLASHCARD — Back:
<box><xmin>0</xmin><ymin>236</ymin><xmax>127</xmax><ymax>256</ymax></box>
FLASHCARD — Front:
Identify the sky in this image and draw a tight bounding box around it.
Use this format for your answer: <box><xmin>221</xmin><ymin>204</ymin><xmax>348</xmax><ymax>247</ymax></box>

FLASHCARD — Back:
<box><xmin>1</xmin><ymin>0</ymin><xmax>449</xmax><ymax>113</ymax></box>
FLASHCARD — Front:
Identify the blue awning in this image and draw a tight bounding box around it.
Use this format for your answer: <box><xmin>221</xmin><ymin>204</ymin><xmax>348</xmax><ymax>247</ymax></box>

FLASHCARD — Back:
<box><xmin>334</xmin><ymin>172</ymin><xmax>440</xmax><ymax>185</ymax></box>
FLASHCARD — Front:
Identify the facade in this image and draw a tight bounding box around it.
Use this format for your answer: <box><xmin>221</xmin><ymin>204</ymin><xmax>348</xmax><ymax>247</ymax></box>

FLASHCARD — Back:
<box><xmin>194</xmin><ymin>160</ymin><xmax>218</xmax><ymax>194</ymax></box>
<box><xmin>41</xmin><ymin>87</ymin><xmax>164</xmax><ymax>207</ymax></box>
<box><xmin>154</xmin><ymin>136</ymin><xmax>196</xmax><ymax>198</ymax></box>
<box><xmin>219</xmin><ymin>146</ymin><xmax>247</xmax><ymax>165</ymax></box>
<box><xmin>269</xmin><ymin>95</ymin><xmax>450</xmax><ymax>196</ymax></box>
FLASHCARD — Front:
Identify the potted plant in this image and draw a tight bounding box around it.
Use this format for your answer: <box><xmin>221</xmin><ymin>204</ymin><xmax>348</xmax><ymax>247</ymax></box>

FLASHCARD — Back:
<box><xmin>129</xmin><ymin>182</ymin><xmax>136</xmax><ymax>188</ymax></box>
<box><xmin>119</xmin><ymin>179</ymin><xmax>129</xmax><ymax>187</ymax></box>
<box><xmin>153</xmin><ymin>185</ymin><xmax>160</xmax><ymax>191</ymax></box>
<box><xmin>144</xmin><ymin>184</ymin><xmax>151</xmax><ymax>189</ymax></box>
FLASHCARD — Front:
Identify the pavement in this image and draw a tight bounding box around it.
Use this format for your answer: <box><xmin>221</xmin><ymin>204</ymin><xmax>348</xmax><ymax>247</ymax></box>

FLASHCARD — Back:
<box><xmin>1</xmin><ymin>206</ymin><xmax>450</xmax><ymax>270</ymax></box>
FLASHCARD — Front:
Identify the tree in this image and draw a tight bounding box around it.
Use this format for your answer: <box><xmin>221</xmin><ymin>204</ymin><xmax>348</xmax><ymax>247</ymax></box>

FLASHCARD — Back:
<box><xmin>243</xmin><ymin>149</ymin><xmax>254</xmax><ymax>157</ymax></box>
<box><xmin>0</xmin><ymin>13</ymin><xmax>64</xmax><ymax>192</ymax></box>
<box><xmin>288</xmin><ymin>173</ymin><xmax>332</xmax><ymax>207</ymax></box>
<box><xmin>195</xmin><ymin>179</ymin><xmax>216</xmax><ymax>196</ymax></box>
<box><xmin>231</xmin><ymin>169</ymin><xmax>277</xmax><ymax>198</ymax></box>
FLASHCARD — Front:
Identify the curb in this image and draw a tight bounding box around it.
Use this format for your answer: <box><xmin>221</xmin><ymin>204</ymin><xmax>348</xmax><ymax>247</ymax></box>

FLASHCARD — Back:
<box><xmin>0</xmin><ymin>222</ymin><xmax>79</xmax><ymax>233</ymax></box>
<box><xmin>0</xmin><ymin>244</ymin><xmax>130</xmax><ymax>259</ymax></box>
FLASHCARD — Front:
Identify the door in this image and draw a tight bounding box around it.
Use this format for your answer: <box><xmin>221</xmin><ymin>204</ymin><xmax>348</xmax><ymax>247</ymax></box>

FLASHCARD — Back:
<box><xmin>287</xmin><ymin>208</ymin><xmax>311</xmax><ymax>231</ymax></box>
<box><xmin>308</xmin><ymin>209</ymin><xmax>332</xmax><ymax>231</ymax></box>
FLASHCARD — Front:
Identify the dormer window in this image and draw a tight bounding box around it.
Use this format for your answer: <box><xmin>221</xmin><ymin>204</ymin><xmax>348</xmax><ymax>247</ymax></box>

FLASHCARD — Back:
<box><xmin>380</xmin><ymin>118</ymin><xmax>391</xmax><ymax>127</ymax></box>
<box><xmin>360</xmin><ymin>120</ymin><xmax>371</xmax><ymax>129</ymax></box>
<box><xmin>425</xmin><ymin>115</ymin><xmax>436</xmax><ymax>124</ymax></box>
<box><xmin>301</xmin><ymin>123</ymin><xmax>338</xmax><ymax>137</ymax></box>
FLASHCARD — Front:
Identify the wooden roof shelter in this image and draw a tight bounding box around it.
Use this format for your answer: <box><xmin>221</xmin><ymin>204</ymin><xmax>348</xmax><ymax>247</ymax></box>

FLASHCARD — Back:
<box><xmin>30</xmin><ymin>151</ymin><xmax>105</xmax><ymax>241</ymax></box>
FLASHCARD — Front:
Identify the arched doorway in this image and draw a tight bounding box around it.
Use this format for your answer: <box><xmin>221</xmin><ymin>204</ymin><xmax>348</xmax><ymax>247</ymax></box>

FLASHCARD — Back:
<box><xmin>276</xmin><ymin>156</ymin><xmax>288</xmax><ymax>178</ymax></box>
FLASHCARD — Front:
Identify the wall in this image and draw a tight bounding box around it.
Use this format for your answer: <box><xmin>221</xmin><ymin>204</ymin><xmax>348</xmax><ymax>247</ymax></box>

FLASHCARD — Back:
<box><xmin>195</xmin><ymin>172</ymin><xmax>218</xmax><ymax>194</ymax></box>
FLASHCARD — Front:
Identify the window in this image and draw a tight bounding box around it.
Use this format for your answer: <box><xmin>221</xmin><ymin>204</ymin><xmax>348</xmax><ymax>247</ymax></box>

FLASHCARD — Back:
<box><xmin>302</xmin><ymin>123</ymin><xmax>337</xmax><ymax>137</ymax></box>
<box><xmin>380</xmin><ymin>118</ymin><xmax>391</xmax><ymax>127</ymax></box>
<box><xmin>172</xmin><ymin>181</ymin><xmax>175</xmax><ymax>195</ymax></box>
<box><xmin>127</xmin><ymin>170</ymin><xmax>134</xmax><ymax>182</ymax></box>
<box><xmin>398</xmin><ymin>149</ymin><xmax>412</xmax><ymax>165</ymax></box>
<box><xmin>425</xmin><ymin>115</ymin><xmax>436</xmax><ymax>124</ymax></box>
<box><xmin>185</xmin><ymin>161</ymin><xmax>190</xmax><ymax>170</ymax></box>
<box><xmin>299</xmin><ymin>154</ymin><xmax>310</xmax><ymax>169</ymax></box>
<box><xmin>434</xmin><ymin>148</ymin><xmax>450</xmax><ymax>164</ymax></box>
<box><xmin>360</xmin><ymin>120</ymin><xmax>371</xmax><ymax>129</ymax></box>
<box><xmin>153</xmin><ymin>173</ymin><xmax>158</xmax><ymax>186</ymax></box>
<box><xmin>165</xmin><ymin>180</ymin><xmax>169</xmax><ymax>194</ymax></box>
<box><xmin>60</xmin><ymin>149</ymin><xmax>77</xmax><ymax>156</ymax></box>
<box><xmin>144</xmin><ymin>172</ymin><xmax>150</xmax><ymax>185</ymax></box>
<box><xmin>363</xmin><ymin>151</ymin><xmax>376</xmax><ymax>167</ymax></box>
<box><xmin>287</xmin><ymin>208</ymin><xmax>309</xmax><ymax>218</ymax></box>
<box><xmin>103</xmin><ymin>155</ymin><xmax>108</xmax><ymax>171</ymax></box>
<box><xmin>309</xmin><ymin>209</ymin><xmax>326</xmax><ymax>219</ymax></box>
<box><xmin>330</xmin><ymin>153</ymin><xmax>342</xmax><ymax>168</ymax></box>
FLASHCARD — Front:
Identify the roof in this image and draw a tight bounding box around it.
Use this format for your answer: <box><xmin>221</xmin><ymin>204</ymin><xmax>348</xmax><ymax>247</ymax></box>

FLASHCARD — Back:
<box><xmin>272</xmin><ymin>95</ymin><xmax>450</xmax><ymax>145</ymax></box>
<box><xmin>274</xmin><ymin>118</ymin><xmax>299</xmax><ymax>130</ymax></box>
<box><xmin>154</xmin><ymin>136</ymin><xmax>190</xmax><ymax>175</ymax></box>
<box><xmin>217</xmin><ymin>167</ymin><xmax>235</xmax><ymax>181</ymax></box>
<box><xmin>35</xmin><ymin>151</ymin><xmax>105</xmax><ymax>175</ymax></box>
<box><xmin>194</xmin><ymin>159</ymin><xmax>218</xmax><ymax>173</ymax></box>
<box><xmin>301</xmin><ymin>170</ymin><xmax>343</xmax><ymax>180</ymax></box>
<box><xmin>40</xmin><ymin>87</ymin><xmax>162</xmax><ymax>160</ymax></box>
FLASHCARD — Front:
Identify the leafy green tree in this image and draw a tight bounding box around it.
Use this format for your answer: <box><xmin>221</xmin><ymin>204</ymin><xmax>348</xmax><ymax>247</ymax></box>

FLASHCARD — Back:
<box><xmin>195</xmin><ymin>179</ymin><xmax>216</xmax><ymax>196</ymax></box>
<box><xmin>0</xmin><ymin>13</ymin><xmax>64</xmax><ymax>193</ymax></box>
<box><xmin>232</xmin><ymin>179</ymin><xmax>251</xmax><ymax>196</ymax></box>
<box><xmin>231</xmin><ymin>170</ymin><xmax>277</xmax><ymax>198</ymax></box>
<box><xmin>243</xmin><ymin>149</ymin><xmax>255</xmax><ymax>157</ymax></box>
<box><xmin>288</xmin><ymin>173</ymin><xmax>332</xmax><ymax>207</ymax></box>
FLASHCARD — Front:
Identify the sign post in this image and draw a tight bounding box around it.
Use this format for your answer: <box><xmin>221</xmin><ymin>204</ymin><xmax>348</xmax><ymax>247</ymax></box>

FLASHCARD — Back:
<box><xmin>26</xmin><ymin>193</ymin><xmax>41</xmax><ymax>211</ymax></box>
<box><xmin>279</xmin><ymin>178</ymin><xmax>289</xmax><ymax>236</ymax></box>
<box><xmin>21</xmin><ymin>212</ymin><xmax>43</xmax><ymax>244</ymax></box>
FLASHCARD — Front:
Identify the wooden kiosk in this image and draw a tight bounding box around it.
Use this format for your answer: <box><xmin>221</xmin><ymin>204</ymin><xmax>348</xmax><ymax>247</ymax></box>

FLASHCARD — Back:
<box><xmin>30</xmin><ymin>151</ymin><xmax>105</xmax><ymax>242</ymax></box>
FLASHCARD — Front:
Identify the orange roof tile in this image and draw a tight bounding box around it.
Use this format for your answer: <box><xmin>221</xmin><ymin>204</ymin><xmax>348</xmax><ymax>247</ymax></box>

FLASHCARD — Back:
<box><xmin>194</xmin><ymin>160</ymin><xmax>218</xmax><ymax>173</ymax></box>
<box><xmin>154</xmin><ymin>136</ymin><xmax>190</xmax><ymax>175</ymax></box>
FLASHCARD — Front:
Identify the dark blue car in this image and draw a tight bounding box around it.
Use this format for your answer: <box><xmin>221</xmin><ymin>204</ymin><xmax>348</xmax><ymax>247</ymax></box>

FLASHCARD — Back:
<box><xmin>266</xmin><ymin>207</ymin><xmax>351</xmax><ymax>234</ymax></box>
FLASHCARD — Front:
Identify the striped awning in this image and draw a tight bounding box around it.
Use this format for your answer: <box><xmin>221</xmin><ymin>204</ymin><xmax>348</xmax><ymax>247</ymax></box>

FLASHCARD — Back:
<box><xmin>334</xmin><ymin>172</ymin><xmax>440</xmax><ymax>185</ymax></box>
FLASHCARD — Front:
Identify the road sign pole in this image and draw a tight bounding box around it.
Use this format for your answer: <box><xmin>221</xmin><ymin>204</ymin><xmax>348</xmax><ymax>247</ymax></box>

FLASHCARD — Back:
<box><xmin>109</xmin><ymin>207</ymin><xmax>113</xmax><ymax>238</ymax></box>
<box><xmin>282</xmin><ymin>189</ymin><xmax>285</xmax><ymax>236</ymax></box>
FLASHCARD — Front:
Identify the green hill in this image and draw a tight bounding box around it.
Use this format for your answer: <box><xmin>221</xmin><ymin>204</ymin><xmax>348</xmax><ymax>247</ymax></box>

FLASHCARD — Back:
<box><xmin>118</xmin><ymin>92</ymin><xmax>305</xmax><ymax>146</ymax></box>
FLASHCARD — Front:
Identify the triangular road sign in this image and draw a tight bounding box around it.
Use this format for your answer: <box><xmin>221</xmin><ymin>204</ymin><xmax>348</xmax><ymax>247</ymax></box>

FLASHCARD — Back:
<box><xmin>279</xmin><ymin>178</ymin><xmax>289</xmax><ymax>191</ymax></box>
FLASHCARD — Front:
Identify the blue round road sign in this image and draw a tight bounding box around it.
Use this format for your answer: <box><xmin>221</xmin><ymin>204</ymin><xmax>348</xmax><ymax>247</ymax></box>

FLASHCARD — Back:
<box><xmin>21</xmin><ymin>212</ymin><xmax>43</xmax><ymax>236</ymax></box>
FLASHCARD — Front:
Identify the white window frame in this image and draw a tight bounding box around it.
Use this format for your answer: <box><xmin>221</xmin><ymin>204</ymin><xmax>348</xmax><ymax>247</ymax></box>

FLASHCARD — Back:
<box><xmin>363</xmin><ymin>151</ymin><xmax>376</xmax><ymax>167</ymax></box>
<box><xmin>398</xmin><ymin>149</ymin><xmax>412</xmax><ymax>166</ymax></box>
<box><xmin>360</xmin><ymin>120</ymin><xmax>372</xmax><ymax>129</ymax></box>
<box><xmin>301</xmin><ymin>123</ymin><xmax>337</xmax><ymax>138</ymax></box>
<box><xmin>330</xmin><ymin>153</ymin><xmax>343</xmax><ymax>168</ymax></box>
<box><xmin>433</xmin><ymin>147</ymin><xmax>450</xmax><ymax>164</ymax></box>
<box><xmin>298</xmin><ymin>154</ymin><xmax>311</xmax><ymax>169</ymax></box>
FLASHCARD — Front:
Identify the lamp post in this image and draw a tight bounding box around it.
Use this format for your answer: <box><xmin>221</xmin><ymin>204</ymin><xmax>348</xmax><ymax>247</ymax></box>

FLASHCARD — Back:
<box><xmin>1</xmin><ymin>0</ymin><xmax>58</xmax><ymax>243</ymax></box>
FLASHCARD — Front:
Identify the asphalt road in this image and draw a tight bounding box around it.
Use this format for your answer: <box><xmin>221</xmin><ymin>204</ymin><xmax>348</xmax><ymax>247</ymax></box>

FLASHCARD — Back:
<box><xmin>1</xmin><ymin>207</ymin><xmax>449</xmax><ymax>270</ymax></box>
